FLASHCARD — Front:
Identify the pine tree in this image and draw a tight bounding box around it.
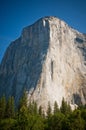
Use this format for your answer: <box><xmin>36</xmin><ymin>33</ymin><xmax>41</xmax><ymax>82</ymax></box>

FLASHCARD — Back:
<box><xmin>60</xmin><ymin>98</ymin><xmax>66</xmax><ymax>115</ymax></box>
<box><xmin>33</xmin><ymin>101</ymin><xmax>38</xmax><ymax>115</ymax></box>
<box><xmin>60</xmin><ymin>97</ymin><xmax>71</xmax><ymax>115</ymax></box>
<box><xmin>39</xmin><ymin>106</ymin><xmax>42</xmax><ymax>116</ymax></box>
<box><xmin>28</xmin><ymin>101</ymin><xmax>38</xmax><ymax>115</ymax></box>
<box><xmin>60</xmin><ymin>98</ymin><xmax>68</xmax><ymax>115</ymax></box>
<box><xmin>6</xmin><ymin>96</ymin><xmax>15</xmax><ymax>118</ymax></box>
<box><xmin>18</xmin><ymin>89</ymin><xmax>27</xmax><ymax>111</ymax></box>
<box><xmin>47</xmin><ymin>102</ymin><xmax>52</xmax><ymax>118</ymax></box>
<box><xmin>11</xmin><ymin>96</ymin><xmax>15</xmax><ymax>118</ymax></box>
<box><xmin>28</xmin><ymin>101</ymin><xmax>33</xmax><ymax>114</ymax></box>
<box><xmin>17</xmin><ymin>90</ymin><xmax>29</xmax><ymax>129</ymax></box>
<box><xmin>0</xmin><ymin>95</ymin><xmax>6</xmax><ymax>119</ymax></box>
<box><xmin>18</xmin><ymin>105</ymin><xmax>29</xmax><ymax>130</ymax></box>
<box><xmin>70</xmin><ymin>109</ymin><xmax>85</xmax><ymax>130</ymax></box>
<box><xmin>53</xmin><ymin>101</ymin><xmax>59</xmax><ymax>114</ymax></box>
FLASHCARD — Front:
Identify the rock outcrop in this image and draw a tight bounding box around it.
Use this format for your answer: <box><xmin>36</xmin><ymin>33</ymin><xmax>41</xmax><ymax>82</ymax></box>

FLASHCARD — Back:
<box><xmin>0</xmin><ymin>16</ymin><xmax>86</xmax><ymax>111</ymax></box>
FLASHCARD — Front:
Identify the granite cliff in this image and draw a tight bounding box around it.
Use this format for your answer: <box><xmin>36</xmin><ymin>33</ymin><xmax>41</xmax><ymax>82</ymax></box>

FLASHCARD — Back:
<box><xmin>0</xmin><ymin>16</ymin><xmax>86</xmax><ymax>111</ymax></box>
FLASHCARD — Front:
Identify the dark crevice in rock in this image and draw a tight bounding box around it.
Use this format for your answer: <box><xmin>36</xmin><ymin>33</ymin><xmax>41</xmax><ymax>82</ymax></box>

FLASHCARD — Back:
<box><xmin>73</xmin><ymin>93</ymin><xmax>82</xmax><ymax>105</ymax></box>
<box><xmin>75</xmin><ymin>37</ymin><xmax>84</xmax><ymax>43</ymax></box>
<box><xmin>51</xmin><ymin>60</ymin><xmax>53</xmax><ymax>80</ymax></box>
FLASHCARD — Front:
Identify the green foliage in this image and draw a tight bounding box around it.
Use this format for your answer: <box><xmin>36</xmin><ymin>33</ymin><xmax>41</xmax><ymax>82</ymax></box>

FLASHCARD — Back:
<box><xmin>62</xmin><ymin>117</ymin><xmax>71</xmax><ymax>130</ymax></box>
<box><xmin>60</xmin><ymin>98</ymin><xmax>71</xmax><ymax>115</ymax></box>
<box><xmin>28</xmin><ymin>100</ymin><xmax>38</xmax><ymax>115</ymax></box>
<box><xmin>46</xmin><ymin>112</ymin><xmax>64</xmax><ymax>130</ymax></box>
<box><xmin>28</xmin><ymin>115</ymin><xmax>45</xmax><ymax>130</ymax></box>
<box><xmin>47</xmin><ymin>101</ymin><xmax>52</xmax><ymax>118</ymax></box>
<box><xmin>0</xmin><ymin>118</ymin><xmax>16</xmax><ymax>130</ymax></box>
<box><xmin>0</xmin><ymin>95</ymin><xmax>6</xmax><ymax>119</ymax></box>
<box><xmin>18</xmin><ymin>89</ymin><xmax>27</xmax><ymax>110</ymax></box>
<box><xmin>18</xmin><ymin>105</ymin><xmax>29</xmax><ymax>130</ymax></box>
<box><xmin>5</xmin><ymin>96</ymin><xmax>15</xmax><ymax>118</ymax></box>
<box><xmin>53</xmin><ymin>101</ymin><xmax>59</xmax><ymax>114</ymax></box>
<box><xmin>39</xmin><ymin>105</ymin><xmax>43</xmax><ymax>116</ymax></box>
<box><xmin>70</xmin><ymin>109</ymin><xmax>85</xmax><ymax>130</ymax></box>
<box><xmin>0</xmin><ymin>92</ymin><xmax>86</xmax><ymax>130</ymax></box>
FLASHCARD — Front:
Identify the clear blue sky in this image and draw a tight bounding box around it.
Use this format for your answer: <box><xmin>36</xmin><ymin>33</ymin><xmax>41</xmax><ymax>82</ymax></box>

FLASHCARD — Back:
<box><xmin>0</xmin><ymin>0</ymin><xmax>86</xmax><ymax>62</ymax></box>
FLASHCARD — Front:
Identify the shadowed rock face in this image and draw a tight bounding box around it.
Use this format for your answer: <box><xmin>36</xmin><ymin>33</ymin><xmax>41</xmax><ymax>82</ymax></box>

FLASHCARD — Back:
<box><xmin>0</xmin><ymin>16</ymin><xmax>86</xmax><ymax>110</ymax></box>
<box><xmin>0</xmin><ymin>18</ymin><xmax>50</xmax><ymax>103</ymax></box>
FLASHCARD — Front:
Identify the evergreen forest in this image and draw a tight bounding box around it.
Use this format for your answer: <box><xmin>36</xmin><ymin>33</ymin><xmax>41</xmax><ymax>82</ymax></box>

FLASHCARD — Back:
<box><xmin>0</xmin><ymin>90</ymin><xmax>86</xmax><ymax>130</ymax></box>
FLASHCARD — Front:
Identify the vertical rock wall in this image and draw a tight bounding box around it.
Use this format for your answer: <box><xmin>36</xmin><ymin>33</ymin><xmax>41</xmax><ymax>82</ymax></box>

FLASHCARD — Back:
<box><xmin>0</xmin><ymin>16</ymin><xmax>86</xmax><ymax>110</ymax></box>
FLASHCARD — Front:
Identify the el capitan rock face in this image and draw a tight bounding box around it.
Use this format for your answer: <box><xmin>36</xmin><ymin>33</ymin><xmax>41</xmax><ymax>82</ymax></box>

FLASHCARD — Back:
<box><xmin>0</xmin><ymin>16</ymin><xmax>86</xmax><ymax>111</ymax></box>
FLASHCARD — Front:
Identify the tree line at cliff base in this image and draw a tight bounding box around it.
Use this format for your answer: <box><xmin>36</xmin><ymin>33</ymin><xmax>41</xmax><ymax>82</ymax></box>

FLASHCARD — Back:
<box><xmin>0</xmin><ymin>90</ymin><xmax>86</xmax><ymax>130</ymax></box>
